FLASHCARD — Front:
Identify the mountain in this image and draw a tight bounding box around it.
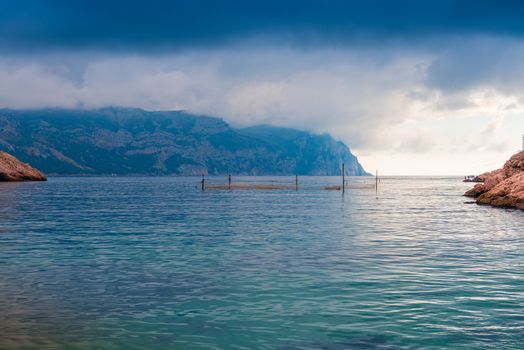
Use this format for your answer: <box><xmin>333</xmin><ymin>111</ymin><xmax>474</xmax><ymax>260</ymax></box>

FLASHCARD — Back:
<box><xmin>0</xmin><ymin>107</ymin><xmax>368</xmax><ymax>176</ymax></box>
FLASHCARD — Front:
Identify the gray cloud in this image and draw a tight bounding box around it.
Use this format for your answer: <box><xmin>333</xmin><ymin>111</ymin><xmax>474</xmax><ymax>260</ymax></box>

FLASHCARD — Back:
<box><xmin>0</xmin><ymin>48</ymin><xmax>428</xmax><ymax>148</ymax></box>
<box><xmin>3</xmin><ymin>1</ymin><xmax>524</xmax><ymax>53</ymax></box>
<box><xmin>0</xmin><ymin>36</ymin><xmax>522</xmax><ymax>160</ymax></box>
<box><xmin>425</xmin><ymin>37</ymin><xmax>524</xmax><ymax>94</ymax></box>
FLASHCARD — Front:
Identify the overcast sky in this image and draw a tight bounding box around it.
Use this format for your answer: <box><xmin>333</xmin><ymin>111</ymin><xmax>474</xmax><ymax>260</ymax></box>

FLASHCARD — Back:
<box><xmin>1</xmin><ymin>0</ymin><xmax>524</xmax><ymax>174</ymax></box>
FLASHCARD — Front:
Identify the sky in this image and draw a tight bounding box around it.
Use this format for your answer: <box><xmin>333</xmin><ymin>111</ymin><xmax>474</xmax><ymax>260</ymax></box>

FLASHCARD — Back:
<box><xmin>1</xmin><ymin>0</ymin><xmax>524</xmax><ymax>175</ymax></box>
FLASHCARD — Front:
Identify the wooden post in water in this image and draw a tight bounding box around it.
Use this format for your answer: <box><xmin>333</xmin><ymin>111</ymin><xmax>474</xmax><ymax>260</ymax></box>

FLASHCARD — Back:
<box><xmin>295</xmin><ymin>174</ymin><xmax>298</xmax><ymax>191</ymax></box>
<box><xmin>342</xmin><ymin>163</ymin><xmax>345</xmax><ymax>193</ymax></box>
<box><xmin>375</xmin><ymin>170</ymin><xmax>378</xmax><ymax>194</ymax></box>
<box><xmin>228</xmin><ymin>174</ymin><xmax>231</xmax><ymax>190</ymax></box>
<box><xmin>201</xmin><ymin>174</ymin><xmax>205</xmax><ymax>192</ymax></box>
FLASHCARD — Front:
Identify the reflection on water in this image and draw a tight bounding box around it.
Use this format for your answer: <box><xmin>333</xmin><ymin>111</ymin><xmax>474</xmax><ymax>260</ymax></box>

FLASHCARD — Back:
<box><xmin>0</xmin><ymin>176</ymin><xmax>522</xmax><ymax>349</ymax></box>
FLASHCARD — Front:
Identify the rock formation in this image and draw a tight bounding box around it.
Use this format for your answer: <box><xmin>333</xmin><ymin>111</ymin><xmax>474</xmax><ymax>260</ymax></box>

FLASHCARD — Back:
<box><xmin>0</xmin><ymin>151</ymin><xmax>47</xmax><ymax>181</ymax></box>
<box><xmin>465</xmin><ymin>151</ymin><xmax>524</xmax><ymax>210</ymax></box>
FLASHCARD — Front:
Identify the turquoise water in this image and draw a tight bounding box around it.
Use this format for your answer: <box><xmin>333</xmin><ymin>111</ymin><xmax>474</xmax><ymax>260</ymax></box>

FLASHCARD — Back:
<box><xmin>0</xmin><ymin>176</ymin><xmax>522</xmax><ymax>349</ymax></box>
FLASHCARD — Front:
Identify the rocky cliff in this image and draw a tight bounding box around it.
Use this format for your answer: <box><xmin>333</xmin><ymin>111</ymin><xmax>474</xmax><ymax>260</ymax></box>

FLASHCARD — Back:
<box><xmin>0</xmin><ymin>108</ymin><xmax>368</xmax><ymax>176</ymax></box>
<box><xmin>0</xmin><ymin>151</ymin><xmax>46</xmax><ymax>181</ymax></box>
<box><xmin>465</xmin><ymin>151</ymin><xmax>524</xmax><ymax>210</ymax></box>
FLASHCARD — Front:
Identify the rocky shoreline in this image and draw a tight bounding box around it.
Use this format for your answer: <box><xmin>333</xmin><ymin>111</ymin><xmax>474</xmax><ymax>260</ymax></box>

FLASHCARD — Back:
<box><xmin>464</xmin><ymin>151</ymin><xmax>524</xmax><ymax>210</ymax></box>
<box><xmin>0</xmin><ymin>151</ymin><xmax>47</xmax><ymax>181</ymax></box>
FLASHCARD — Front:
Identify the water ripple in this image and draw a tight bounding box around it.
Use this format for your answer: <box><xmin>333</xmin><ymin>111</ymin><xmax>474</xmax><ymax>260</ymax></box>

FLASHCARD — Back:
<box><xmin>0</xmin><ymin>176</ymin><xmax>522</xmax><ymax>349</ymax></box>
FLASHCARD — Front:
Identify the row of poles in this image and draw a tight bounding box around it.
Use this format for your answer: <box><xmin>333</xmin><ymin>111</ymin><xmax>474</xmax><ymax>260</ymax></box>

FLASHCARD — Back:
<box><xmin>200</xmin><ymin>163</ymin><xmax>379</xmax><ymax>192</ymax></box>
<box><xmin>342</xmin><ymin>163</ymin><xmax>379</xmax><ymax>194</ymax></box>
<box><xmin>201</xmin><ymin>173</ymin><xmax>299</xmax><ymax>191</ymax></box>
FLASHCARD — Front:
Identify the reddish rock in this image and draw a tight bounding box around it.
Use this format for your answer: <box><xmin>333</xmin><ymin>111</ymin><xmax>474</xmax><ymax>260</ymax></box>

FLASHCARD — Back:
<box><xmin>465</xmin><ymin>151</ymin><xmax>524</xmax><ymax>210</ymax></box>
<box><xmin>0</xmin><ymin>151</ymin><xmax>47</xmax><ymax>181</ymax></box>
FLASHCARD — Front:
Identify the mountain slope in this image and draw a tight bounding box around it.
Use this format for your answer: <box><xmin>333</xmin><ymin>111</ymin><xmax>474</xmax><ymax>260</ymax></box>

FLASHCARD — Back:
<box><xmin>0</xmin><ymin>108</ymin><xmax>368</xmax><ymax>176</ymax></box>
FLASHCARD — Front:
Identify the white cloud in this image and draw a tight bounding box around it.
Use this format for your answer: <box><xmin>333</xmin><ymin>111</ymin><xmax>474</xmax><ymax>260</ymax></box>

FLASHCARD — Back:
<box><xmin>0</xmin><ymin>40</ymin><xmax>523</xmax><ymax>174</ymax></box>
<box><xmin>0</xmin><ymin>64</ymin><xmax>80</xmax><ymax>108</ymax></box>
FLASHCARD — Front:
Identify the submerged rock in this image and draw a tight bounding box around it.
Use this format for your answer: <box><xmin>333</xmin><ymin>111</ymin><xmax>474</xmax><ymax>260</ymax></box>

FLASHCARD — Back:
<box><xmin>0</xmin><ymin>151</ymin><xmax>47</xmax><ymax>181</ymax></box>
<box><xmin>465</xmin><ymin>151</ymin><xmax>524</xmax><ymax>210</ymax></box>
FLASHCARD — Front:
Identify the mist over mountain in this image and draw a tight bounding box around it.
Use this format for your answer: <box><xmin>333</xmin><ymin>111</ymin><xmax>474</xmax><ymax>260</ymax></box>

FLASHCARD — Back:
<box><xmin>0</xmin><ymin>108</ymin><xmax>368</xmax><ymax>176</ymax></box>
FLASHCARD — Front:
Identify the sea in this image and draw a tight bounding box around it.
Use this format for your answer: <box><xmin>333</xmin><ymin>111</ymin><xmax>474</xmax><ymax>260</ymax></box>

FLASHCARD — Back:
<box><xmin>0</xmin><ymin>176</ymin><xmax>522</xmax><ymax>349</ymax></box>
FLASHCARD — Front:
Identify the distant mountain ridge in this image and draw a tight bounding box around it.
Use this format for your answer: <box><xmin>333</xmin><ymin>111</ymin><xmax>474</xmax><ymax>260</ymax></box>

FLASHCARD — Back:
<box><xmin>0</xmin><ymin>107</ymin><xmax>368</xmax><ymax>176</ymax></box>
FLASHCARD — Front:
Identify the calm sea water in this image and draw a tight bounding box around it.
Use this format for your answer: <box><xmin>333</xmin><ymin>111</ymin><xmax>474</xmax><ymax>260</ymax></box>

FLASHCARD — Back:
<box><xmin>0</xmin><ymin>176</ymin><xmax>522</xmax><ymax>349</ymax></box>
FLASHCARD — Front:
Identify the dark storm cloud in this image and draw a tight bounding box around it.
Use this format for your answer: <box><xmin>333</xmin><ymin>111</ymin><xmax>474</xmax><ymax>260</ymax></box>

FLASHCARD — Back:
<box><xmin>425</xmin><ymin>37</ymin><xmax>524</xmax><ymax>93</ymax></box>
<box><xmin>2</xmin><ymin>0</ymin><xmax>524</xmax><ymax>51</ymax></box>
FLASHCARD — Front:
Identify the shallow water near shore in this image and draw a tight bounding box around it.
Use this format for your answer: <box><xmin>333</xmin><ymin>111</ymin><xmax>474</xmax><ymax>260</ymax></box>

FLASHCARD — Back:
<box><xmin>0</xmin><ymin>176</ymin><xmax>522</xmax><ymax>349</ymax></box>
